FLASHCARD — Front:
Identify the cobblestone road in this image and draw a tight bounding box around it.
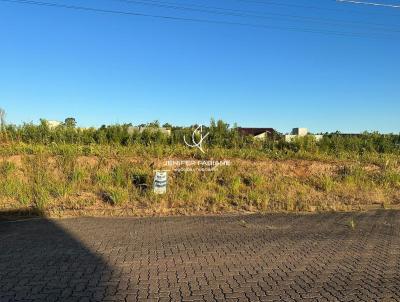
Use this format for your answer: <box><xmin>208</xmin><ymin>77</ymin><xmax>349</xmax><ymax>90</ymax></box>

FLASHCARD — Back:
<box><xmin>1</xmin><ymin>210</ymin><xmax>400</xmax><ymax>301</ymax></box>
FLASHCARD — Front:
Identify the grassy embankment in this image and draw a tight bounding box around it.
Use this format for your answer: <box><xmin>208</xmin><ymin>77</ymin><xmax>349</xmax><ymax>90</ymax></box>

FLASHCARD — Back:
<box><xmin>0</xmin><ymin>143</ymin><xmax>399</xmax><ymax>217</ymax></box>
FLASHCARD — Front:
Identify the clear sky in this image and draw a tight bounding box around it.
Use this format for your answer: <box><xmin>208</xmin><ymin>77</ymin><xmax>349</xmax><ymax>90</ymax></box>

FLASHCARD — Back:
<box><xmin>0</xmin><ymin>0</ymin><xmax>399</xmax><ymax>133</ymax></box>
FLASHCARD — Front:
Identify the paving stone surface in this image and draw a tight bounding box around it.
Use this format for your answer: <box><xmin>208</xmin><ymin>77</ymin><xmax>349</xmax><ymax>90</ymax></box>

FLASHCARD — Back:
<box><xmin>1</xmin><ymin>210</ymin><xmax>400</xmax><ymax>301</ymax></box>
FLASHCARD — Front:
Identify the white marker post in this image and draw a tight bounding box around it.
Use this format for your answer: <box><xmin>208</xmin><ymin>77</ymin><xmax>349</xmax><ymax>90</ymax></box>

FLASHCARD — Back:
<box><xmin>153</xmin><ymin>171</ymin><xmax>168</xmax><ymax>194</ymax></box>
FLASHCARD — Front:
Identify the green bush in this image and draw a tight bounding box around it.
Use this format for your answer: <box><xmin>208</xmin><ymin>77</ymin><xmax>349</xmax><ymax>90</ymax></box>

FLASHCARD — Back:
<box><xmin>1</xmin><ymin>119</ymin><xmax>398</xmax><ymax>157</ymax></box>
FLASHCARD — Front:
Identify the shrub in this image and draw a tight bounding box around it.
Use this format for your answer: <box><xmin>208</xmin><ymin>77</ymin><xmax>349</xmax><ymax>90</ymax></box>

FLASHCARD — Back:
<box><xmin>101</xmin><ymin>187</ymin><xmax>129</xmax><ymax>206</ymax></box>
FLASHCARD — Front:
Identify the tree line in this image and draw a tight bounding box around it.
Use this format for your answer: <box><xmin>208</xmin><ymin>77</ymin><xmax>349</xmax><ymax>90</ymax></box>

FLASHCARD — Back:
<box><xmin>0</xmin><ymin>116</ymin><xmax>399</xmax><ymax>154</ymax></box>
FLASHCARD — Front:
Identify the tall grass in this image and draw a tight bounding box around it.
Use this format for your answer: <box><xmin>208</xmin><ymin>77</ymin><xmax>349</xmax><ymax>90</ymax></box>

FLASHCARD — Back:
<box><xmin>0</xmin><ymin>119</ymin><xmax>399</xmax><ymax>215</ymax></box>
<box><xmin>0</xmin><ymin>120</ymin><xmax>399</xmax><ymax>157</ymax></box>
<box><xmin>0</xmin><ymin>151</ymin><xmax>398</xmax><ymax>214</ymax></box>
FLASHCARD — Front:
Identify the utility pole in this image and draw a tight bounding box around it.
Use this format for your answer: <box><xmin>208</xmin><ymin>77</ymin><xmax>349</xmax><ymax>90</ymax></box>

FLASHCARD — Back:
<box><xmin>0</xmin><ymin>108</ymin><xmax>5</xmax><ymax>131</ymax></box>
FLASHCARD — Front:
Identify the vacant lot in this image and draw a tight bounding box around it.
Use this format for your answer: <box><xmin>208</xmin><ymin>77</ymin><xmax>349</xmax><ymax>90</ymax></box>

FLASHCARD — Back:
<box><xmin>0</xmin><ymin>148</ymin><xmax>399</xmax><ymax>215</ymax></box>
<box><xmin>1</xmin><ymin>210</ymin><xmax>400</xmax><ymax>301</ymax></box>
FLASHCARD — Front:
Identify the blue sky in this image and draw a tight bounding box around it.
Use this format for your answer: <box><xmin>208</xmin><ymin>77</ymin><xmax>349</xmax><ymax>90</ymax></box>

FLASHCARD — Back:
<box><xmin>0</xmin><ymin>0</ymin><xmax>399</xmax><ymax>133</ymax></box>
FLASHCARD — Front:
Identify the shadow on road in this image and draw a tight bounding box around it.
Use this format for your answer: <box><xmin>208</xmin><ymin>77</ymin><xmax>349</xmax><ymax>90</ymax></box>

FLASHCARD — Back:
<box><xmin>0</xmin><ymin>208</ymin><xmax>113</xmax><ymax>301</ymax></box>
<box><xmin>1</xmin><ymin>209</ymin><xmax>399</xmax><ymax>302</ymax></box>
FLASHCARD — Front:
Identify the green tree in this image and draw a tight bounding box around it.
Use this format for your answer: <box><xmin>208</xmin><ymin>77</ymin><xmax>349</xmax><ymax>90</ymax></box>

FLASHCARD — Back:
<box><xmin>64</xmin><ymin>117</ymin><xmax>77</xmax><ymax>128</ymax></box>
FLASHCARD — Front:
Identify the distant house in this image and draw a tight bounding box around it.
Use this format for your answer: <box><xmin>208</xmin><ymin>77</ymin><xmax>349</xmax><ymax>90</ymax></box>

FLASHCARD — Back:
<box><xmin>285</xmin><ymin>128</ymin><xmax>323</xmax><ymax>142</ymax></box>
<box><xmin>238</xmin><ymin>128</ymin><xmax>277</xmax><ymax>140</ymax></box>
<box><xmin>46</xmin><ymin>120</ymin><xmax>62</xmax><ymax>129</ymax></box>
<box><xmin>127</xmin><ymin>126</ymin><xmax>171</xmax><ymax>136</ymax></box>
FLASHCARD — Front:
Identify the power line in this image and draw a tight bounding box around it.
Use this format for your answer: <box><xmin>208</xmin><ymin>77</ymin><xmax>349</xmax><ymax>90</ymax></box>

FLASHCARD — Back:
<box><xmin>337</xmin><ymin>0</ymin><xmax>400</xmax><ymax>9</ymax></box>
<box><xmin>229</xmin><ymin>0</ymin><xmax>400</xmax><ymax>16</ymax></box>
<box><xmin>107</xmin><ymin>0</ymin><xmax>400</xmax><ymax>33</ymax></box>
<box><xmin>0</xmin><ymin>0</ymin><xmax>396</xmax><ymax>38</ymax></box>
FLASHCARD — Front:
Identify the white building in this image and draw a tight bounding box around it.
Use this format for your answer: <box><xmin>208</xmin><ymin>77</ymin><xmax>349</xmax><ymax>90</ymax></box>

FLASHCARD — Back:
<box><xmin>46</xmin><ymin>120</ymin><xmax>62</xmax><ymax>129</ymax></box>
<box><xmin>127</xmin><ymin>126</ymin><xmax>171</xmax><ymax>136</ymax></box>
<box><xmin>285</xmin><ymin>128</ymin><xmax>323</xmax><ymax>142</ymax></box>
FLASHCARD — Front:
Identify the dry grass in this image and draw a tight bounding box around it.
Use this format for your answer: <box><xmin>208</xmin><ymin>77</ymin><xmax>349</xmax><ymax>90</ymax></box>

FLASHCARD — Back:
<box><xmin>0</xmin><ymin>147</ymin><xmax>399</xmax><ymax>217</ymax></box>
